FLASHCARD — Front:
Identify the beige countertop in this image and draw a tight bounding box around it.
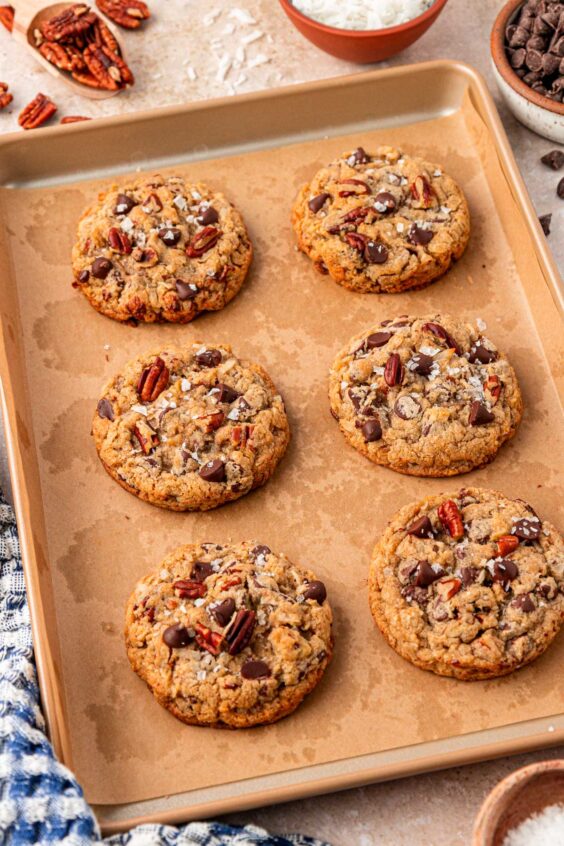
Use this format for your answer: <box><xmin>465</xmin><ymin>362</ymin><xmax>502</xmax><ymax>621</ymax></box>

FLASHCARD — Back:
<box><xmin>0</xmin><ymin>1</ymin><xmax>562</xmax><ymax>843</ymax></box>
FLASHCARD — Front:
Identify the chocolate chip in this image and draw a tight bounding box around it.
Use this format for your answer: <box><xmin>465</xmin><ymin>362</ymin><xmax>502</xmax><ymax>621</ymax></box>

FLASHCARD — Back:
<box><xmin>394</xmin><ymin>395</ymin><xmax>421</xmax><ymax>420</ymax></box>
<box><xmin>406</xmin><ymin>516</ymin><xmax>434</xmax><ymax>539</ymax></box>
<box><xmin>251</xmin><ymin>544</ymin><xmax>271</xmax><ymax>558</ymax></box>
<box><xmin>374</xmin><ymin>191</ymin><xmax>396</xmax><ymax>212</ymax></box>
<box><xmin>211</xmin><ymin>598</ymin><xmax>236</xmax><ymax>627</ymax></box>
<box><xmin>512</xmin><ymin>518</ymin><xmax>542</xmax><ymax>541</ymax></box>
<box><xmin>539</xmin><ymin>213</ymin><xmax>552</xmax><ymax>235</ymax></box>
<box><xmin>510</xmin><ymin>47</ymin><xmax>527</xmax><ymax>68</ymax></box>
<box><xmin>196</xmin><ymin>349</ymin><xmax>222</xmax><ymax>367</ymax></box>
<box><xmin>411</xmin><ymin>353</ymin><xmax>434</xmax><ymax>376</ymax></box>
<box><xmin>460</xmin><ymin>567</ymin><xmax>479</xmax><ymax>587</ymax></box>
<box><xmin>407</xmin><ymin>223</ymin><xmax>434</xmax><ymax>246</ymax></box>
<box><xmin>414</xmin><ymin>561</ymin><xmax>444</xmax><ymax>588</ymax></box>
<box><xmin>114</xmin><ymin>193</ymin><xmax>136</xmax><ymax>215</ymax></box>
<box><xmin>303</xmin><ymin>580</ymin><xmax>327</xmax><ymax>604</ymax></box>
<box><xmin>401</xmin><ymin>585</ymin><xmax>428</xmax><ymax>605</ymax></box>
<box><xmin>541</xmin><ymin>149</ymin><xmax>564</xmax><ymax>169</ymax></box>
<box><xmin>158</xmin><ymin>227</ymin><xmax>181</xmax><ymax>245</ymax></box>
<box><xmin>558</xmin><ymin>177</ymin><xmax>564</xmax><ymax>199</ymax></box>
<box><xmin>469</xmin><ymin>401</ymin><xmax>494</xmax><ymax>426</ymax></box>
<box><xmin>192</xmin><ymin>561</ymin><xmax>214</xmax><ymax>581</ymax></box>
<box><xmin>175</xmin><ymin>280</ymin><xmax>199</xmax><ymax>300</ymax></box>
<box><xmin>361</xmin><ymin>417</ymin><xmax>382</xmax><ymax>442</ymax></box>
<box><xmin>308</xmin><ymin>192</ymin><xmax>330</xmax><ymax>213</ymax></box>
<box><xmin>199</xmin><ymin>459</ymin><xmax>226</xmax><ymax>483</ymax></box>
<box><xmin>241</xmin><ymin>660</ymin><xmax>271</xmax><ymax>680</ymax></box>
<box><xmin>351</xmin><ymin>146</ymin><xmax>370</xmax><ymax>164</ymax></box>
<box><xmin>493</xmin><ymin>560</ymin><xmax>519</xmax><ymax>585</ymax></box>
<box><xmin>163</xmin><ymin>624</ymin><xmax>191</xmax><ymax>648</ymax></box>
<box><xmin>78</xmin><ymin>269</ymin><xmax>90</xmax><ymax>284</ymax></box>
<box><xmin>365</xmin><ymin>241</ymin><xmax>388</xmax><ymax>264</ymax></box>
<box><xmin>366</xmin><ymin>331</ymin><xmax>391</xmax><ymax>348</ymax></box>
<box><xmin>198</xmin><ymin>206</ymin><xmax>219</xmax><ymax>225</ymax></box>
<box><xmin>512</xmin><ymin>594</ymin><xmax>535</xmax><ymax>612</ymax></box>
<box><xmin>97</xmin><ymin>398</ymin><xmax>114</xmax><ymax>421</ymax></box>
<box><xmin>214</xmin><ymin>383</ymin><xmax>239</xmax><ymax>403</ymax></box>
<box><xmin>468</xmin><ymin>343</ymin><xmax>498</xmax><ymax>364</ymax></box>
<box><xmin>91</xmin><ymin>257</ymin><xmax>112</xmax><ymax>279</ymax></box>
<box><xmin>421</xmin><ymin>322</ymin><xmax>461</xmax><ymax>354</ymax></box>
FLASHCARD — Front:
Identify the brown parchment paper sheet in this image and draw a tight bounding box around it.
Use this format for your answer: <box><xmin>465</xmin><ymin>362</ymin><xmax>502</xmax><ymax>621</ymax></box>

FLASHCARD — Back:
<box><xmin>1</xmin><ymin>90</ymin><xmax>563</xmax><ymax>806</ymax></box>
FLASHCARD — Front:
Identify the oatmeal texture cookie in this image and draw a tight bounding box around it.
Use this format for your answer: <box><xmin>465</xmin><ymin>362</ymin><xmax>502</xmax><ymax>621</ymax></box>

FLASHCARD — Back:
<box><xmin>329</xmin><ymin>314</ymin><xmax>523</xmax><ymax>476</ymax></box>
<box><xmin>92</xmin><ymin>344</ymin><xmax>290</xmax><ymax>511</ymax></box>
<box><xmin>72</xmin><ymin>174</ymin><xmax>253</xmax><ymax>323</ymax></box>
<box><xmin>292</xmin><ymin>145</ymin><xmax>470</xmax><ymax>294</ymax></box>
<box><xmin>369</xmin><ymin>488</ymin><xmax>564</xmax><ymax>680</ymax></box>
<box><xmin>125</xmin><ymin>541</ymin><xmax>333</xmax><ymax>727</ymax></box>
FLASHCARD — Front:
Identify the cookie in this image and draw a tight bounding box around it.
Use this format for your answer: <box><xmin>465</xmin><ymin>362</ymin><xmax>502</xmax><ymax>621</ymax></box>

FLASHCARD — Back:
<box><xmin>125</xmin><ymin>541</ymin><xmax>333</xmax><ymax>727</ymax></box>
<box><xmin>369</xmin><ymin>488</ymin><xmax>564</xmax><ymax>680</ymax></box>
<box><xmin>92</xmin><ymin>344</ymin><xmax>290</xmax><ymax>511</ymax></box>
<box><xmin>72</xmin><ymin>175</ymin><xmax>252</xmax><ymax>323</ymax></box>
<box><xmin>292</xmin><ymin>146</ymin><xmax>470</xmax><ymax>294</ymax></box>
<box><xmin>329</xmin><ymin>314</ymin><xmax>523</xmax><ymax>476</ymax></box>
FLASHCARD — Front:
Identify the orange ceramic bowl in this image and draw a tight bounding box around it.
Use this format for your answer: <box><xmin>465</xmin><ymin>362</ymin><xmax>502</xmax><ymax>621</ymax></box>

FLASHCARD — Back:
<box><xmin>278</xmin><ymin>0</ymin><xmax>450</xmax><ymax>64</ymax></box>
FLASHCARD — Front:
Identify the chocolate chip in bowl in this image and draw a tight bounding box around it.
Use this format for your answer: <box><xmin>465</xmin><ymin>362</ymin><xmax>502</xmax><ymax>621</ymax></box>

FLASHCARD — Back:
<box><xmin>278</xmin><ymin>0</ymin><xmax>450</xmax><ymax>63</ymax></box>
<box><xmin>491</xmin><ymin>0</ymin><xmax>564</xmax><ymax>142</ymax></box>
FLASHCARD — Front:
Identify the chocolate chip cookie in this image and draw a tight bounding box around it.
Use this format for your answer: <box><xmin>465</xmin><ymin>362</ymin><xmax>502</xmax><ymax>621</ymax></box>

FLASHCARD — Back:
<box><xmin>92</xmin><ymin>344</ymin><xmax>290</xmax><ymax>511</ymax></box>
<box><xmin>369</xmin><ymin>488</ymin><xmax>564</xmax><ymax>680</ymax></box>
<box><xmin>329</xmin><ymin>314</ymin><xmax>523</xmax><ymax>476</ymax></box>
<box><xmin>292</xmin><ymin>146</ymin><xmax>470</xmax><ymax>293</ymax></box>
<box><xmin>72</xmin><ymin>175</ymin><xmax>253</xmax><ymax>323</ymax></box>
<box><xmin>125</xmin><ymin>541</ymin><xmax>333</xmax><ymax>727</ymax></box>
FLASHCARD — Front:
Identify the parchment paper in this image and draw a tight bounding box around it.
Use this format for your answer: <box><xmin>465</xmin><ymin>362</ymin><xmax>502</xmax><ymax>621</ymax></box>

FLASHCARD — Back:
<box><xmin>2</xmin><ymin>92</ymin><xmax>563</xmax><ymax>805</ymax></box>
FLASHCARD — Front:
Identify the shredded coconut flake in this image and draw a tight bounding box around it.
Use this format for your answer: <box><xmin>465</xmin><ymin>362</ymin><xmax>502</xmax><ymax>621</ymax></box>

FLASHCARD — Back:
<box><xmin>502</xmin><ymin>803</ymin><xmax>564</xmax><ymax>846</ymax></box>
<box><xmin>292</xmin><ymin>0</ymin><xmax>435</xmax><ymax>30</ymax></box>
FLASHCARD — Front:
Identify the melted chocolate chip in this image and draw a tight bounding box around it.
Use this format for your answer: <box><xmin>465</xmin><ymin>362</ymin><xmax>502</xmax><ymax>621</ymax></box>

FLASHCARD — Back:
<box><xmin>198</xmin><ymin>206</ymin><xmax>220</xmax><ymax>225</ymax></box>
<box><xmin>401</xmin><ymin>584</ymin><xmax>428</xmax><ymax>605</ymax></box>
<box><xmin>199</xmin><ymin>459</ymin><xmax>226</xmax><ymax>483</ymax></box>
<box><xmin>411</xmin><ymin>353</ymin><xmax>434</xmax><ymax>376</ymax></box>
<box><xmin>114</xmin><ymin>193</ymin><xmax>136</xmax><ymax>215</ymax></box>
<box><xmin>541</xmin><ymin>149</ymin><xmax>564</xmax><ymax>170</ymax></box>
<box><xmin>175</xmin><ymin>280</ymin><xmax>199</xmax><ymax>300</ymax></box>
<box><xmin>374</xmin><ymin>191</ymin><xmax>396</xmax><ymax>212</ymax></box>
<box><xmin>512</xmin><ymin>594</ymin><xmax>535</xmax><ymax>612</ymax></box>
<box><xmin>78</xmin><ymin>269</ymin><xmax>90</xmax><ymax>283</ymax></box>
<box><xmin>304</xmin><ymin>580</ymin><xmax>327</xmax><ymax>604</ymax></box>
<box><xmin>407</xmin><ymin>224</ymin><xmax>434</xmax><ymax>246</ymax></box>
<box><xmin>163</xmin><ymin>624</ymin><xmax>191</xmax><ymax>648</ymax></box>
<box><xmin>158</xmin><ymin>227</ymin><xmax>181</xmax><ymax>245</ymax></box>
<box><xmin>97</xmin><ymin>398</ymin><xmax>114</xmax><ymax>421</ymax></box>
<box><xmin>493</xmin><ymin>560</ymin><xmax>519</xmax><ymax>586</ymax></box>
<box><xmin>406</xmin><ymin>516</ymin><xmax>434</xmax><ymax>539</ymax></box>
<box><xmin>365</xmin><ymin>241</ymin><xmax>388</xmax><ymax>264</ymax></box>
<box><xmin>512</xmin><ymin>518</ymin><xmax>542</xmax><ymax>541</ymax></box>
<box><xmin>308</xmin><ymin>192</ymin><xmax>331</xmax><ymax>213</ymax></box>
<box><xmin>469</xmin><ymin>402</ymin><xmax>495</xmax><ymax>426</ymax></box>
<box><xmin>468</xmin><ymin>344</ymin><xmax>498</xmax><ymax>364</ymax></box>
<box><xmin>211</xmin><ymin>598</ymin><xmax>236</xmax><ymax>627</ymax></box>
<box><xmin>460</xmin><ymin>567</ymin><xmax>479</xmax><ymax>587</ymax></box>
<box><xmin>362</xmin><ymin>417</ymin><xmax>382</xmax><ymax>442</ymax></box>
<box><xmin>214</xmin><ymin>383</ymin><xmax>239</xmax><ymax>403</ymax></box>
<box><xmin>414</xmin><ymin>561</ymin><xmax>445</xmax><ymax>587</ymax></box>
<box><xmin>422</xmin><ymin>322</ymin><xmax>461</xmax><ymax>354</ymax></box>
<box><xmin>351</xmin><ymin>146</ymin><xmax>370</xmax><ymax>164</ymax></box>
<box><xmin>91</xmin><ymin>257</ymin><xmax>112</xmax><ymax>279</ymax></box>
<box><xmin>192</xmin><ymin>561</ymin><xmax>214</xmax><ymax>581</ymax></box>
<box><xmin>366</xmin><ymin>331</ymin><xmax>392</xmax><ymax>348</ymax></box>
<box><xmin>241</xmin><ymin>660</ymin><xmax>271</xmax><ymax>680</ymax></box>
<box><xmin>394</xmin><ymin>395</ymin><xmax>421</xmax><ymax>420</ymax></box>
<box><xmin>196</xmin><ymin>349</ymin><xmax>222</xmax><ymax>367</ymax></box>
<box><xmin>252</xmin><ymin>544</ymin><xmax>271</xmax><ymax>558</ymax></box>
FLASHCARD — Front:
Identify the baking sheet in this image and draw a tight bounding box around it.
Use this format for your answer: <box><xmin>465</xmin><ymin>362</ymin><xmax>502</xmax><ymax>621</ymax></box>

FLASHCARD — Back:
<box><xmin>0</xmin><ymin>63</ymin><xmax>562</xmax><ymax>814</ymax></box>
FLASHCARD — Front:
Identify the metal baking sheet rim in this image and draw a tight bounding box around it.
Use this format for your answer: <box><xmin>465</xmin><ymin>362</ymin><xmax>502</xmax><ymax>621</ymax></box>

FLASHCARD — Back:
<box><xmin>0</xmin><ymin>60</ymin><xmax>562</xmax><ymax>832</ymax></box>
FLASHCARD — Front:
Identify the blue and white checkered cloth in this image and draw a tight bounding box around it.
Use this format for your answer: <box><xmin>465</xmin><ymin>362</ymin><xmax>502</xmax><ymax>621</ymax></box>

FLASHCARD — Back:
<box><xmin>0</xmin><ymin>495</ymin><xmax>330</xmax><ymax>846</ymax></box>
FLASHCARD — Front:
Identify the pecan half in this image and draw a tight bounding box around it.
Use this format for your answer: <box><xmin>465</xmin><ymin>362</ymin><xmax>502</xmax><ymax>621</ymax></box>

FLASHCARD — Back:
<box><xmin>39</xmin><ymin>41</ymin><xmax>85</xmax><ymax>71</ymax></box>
<box><xmin>18</xmin><ymin>93</ymin><xmax>57</xmax><ymax>130</ymax></box>
<box><xmin>61</xmin><ymin>115</ymin><xmax>91</xmax><ymax>123</ymax></box>
<box><xmin>410</xmin><ymin>175</ymin><xmax>435</xmax><ymax>209</ymax></box>
<box><xmin>231</xmin><ymin>424</ymin><xmax>254</xmax><ymax>449</ymax></box>
<box><xmin>137</xmin><ymin>356</ymin><xmax>169</xmax><ymax>402</ymax></box>
<box><xmin>421</xmin><ymin>322</ymin><xmax>461</xmax><ymax>355</ymax></box>
<box><xmin>497</xmin><ymin>535</ymin><xmax>519</xmax><ymax>557</ymax></box>
<box><xmin>345</xmin><ymin>232</ymin><xmax>367</xmax><ymax>253</ymax></box>
<box><xmin>83</xmin><ymin>43</ymin><xmax>134</xmax><ymax>89</ymax></box>
<box><xmin>87</xmin><ymin>17</ymin><xmax>120</xmax><ymax>51</ymax></box>
<box><xmin>195</xmin><ymin>623</ymin><xmax>223</xmax><ymax>656</ymax></box>
<box><xmin>338</xmin><ymin>178</ymin><xmax>371</xmax><ymax>198</ymax></box>
<box><xmin>133</xmin><ymin>420</ymin><xmax>158</xmax><ymax>454</ymax></box>
<box><xmin>0</xmin><ymin>82</ymin><xmax>12</xmax><ymax>110</ymax></box>
<box><xmin>384</xmin><ymin>353</ymin><xmax>403</xmax><ymax>387</ymax></box>
<box><xmin>225</xmin><ymin>609</ymin><xmax>256</xmax><ymax>655</ymax></box>
<box><xmin>108</xmin><ymin>226</ymin><xmax>132</xmax><ymax>253</ymax></box>
<box><xmin>96</xmin><ymin>0</ymin><xmax>150</xmax><ymax>29</ymax></box>
<box><xmin>173</xmin><ymin>579</ymin><xmax>207</xmax><ymax>599</ymax></box>
<box><xmin>0</xmin><ymin>6</ymin><xmax>14</xmax><ymax>32</ymax></box>
<box><xmin>438</xmin><ymin>500</ymin><xmax>464</xmax><ymax>540</ymax></box>
<box><xmin>71</xmin><ymin>69</ymin><xmax>104</xmax><ymax>88</ymax></box>
<box><xmin>41</xmin><ymin>4</ymin><xmax>97</xmax><ymax>42</ymax></box>
<box><xmin>186</xmin><ymin>226</ymin><xmax>221</xmax><ymax>258</ymax></box>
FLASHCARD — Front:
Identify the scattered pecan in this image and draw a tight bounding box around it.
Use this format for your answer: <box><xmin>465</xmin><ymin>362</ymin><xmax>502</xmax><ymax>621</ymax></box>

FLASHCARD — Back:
<box><xmin>410</xmin><ymin>175</ymin><xmax>435</xmax><ymax>209</ymax></box>
<box><xmin>484</xmin><ymin>374</ymin><xmax>502</xmax><ymax>406</ymax></box>
<box><xmin>0</xmin><ymin>82</ymin><xmax>12</xmax><ymax>110</ymax></box>
<box><xmin>186</xmin><ymin>226</ymin><xmax>221</xmax><ymax>258</ymax></box>
<box><xmin>338</xmin><ymin>178</ymin><xmax>371</xmax><ymax>198</ymax></box>
<box><xmin>438</xmin><ymin>500</ymin><xmax>464</xmax><ymax>540</ymax></box>
<box><xmin>225</xmin><ymin>609</ymin><xmax>256</xmax><ymax>655</ymax></box>
<box><xmin>96</xmin><ymin>0</ymin><xmax>150</xmax><ymax>29</ymax></box>
<box><xmin>0</xmin><ymin>5</ymin><xmax>13</xmax><ymax>32</ymax></box>
<box><xmin>497</xmin><ymin>535</ymin><xmax>519</xmax><ymax>557</ymax></box>
<box><xmin>83</xmin><ymin>43</ymin><xmax>133</xmax><ymax>89</ymax></box>
<box><xmin>138</xmin><ymin>356</ymin><xmax>169</xmax><ymax>402</ymax></box>
<box><xmin>39</xmin><ymin>41</ymin><xmax>86</xmax><ymax>72</ymax></box>
<box><xmin>195</xmin><ymin>623</ymin><xmax>223</xmax><ymax>656</ymax></box>
<box><xmin>91</xmin><ymin>17</ymin><xmax>120</xmax><ymax>51</ymax></box>
<box><xmin>173</xmin><ymin>579</ymin><xmax>207</xmax><ymax>599</ymax></box>
<box><xmin>18</xmin><ymin>93</ymin><xmax>57</xmax><ymax>130</ymax></box>
<box><xmin>61</xmin><ymin>115</ymin><xmax>91</xmax><ymax>123</ymax></box>
<box><xmin>231</xmin><ymin>424</ymin><xmax>254</xmax><ymax>449</ymax></box>
<box><xmin>133</xmin><ymin>420</ymin><xmax>158</xmax><ymax>454</ymax></box>
<box><xmin>108</xmin><ymin>226</ymin><xmax>132</xmax><ymax>253</ymax></box>
<box><xmin>41</xmin><ymin>4</ymin><xmax>97</xmax><ymax>42</ymax></box>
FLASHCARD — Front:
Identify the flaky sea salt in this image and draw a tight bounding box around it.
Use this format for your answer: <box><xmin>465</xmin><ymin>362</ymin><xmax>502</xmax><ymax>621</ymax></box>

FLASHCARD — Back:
<box><xmin>292</xmin><ymin>0</ymin><xmax>435</xmax><ymax>29</ymax></box>
<box><xmin>502</xmin><ymin>803</ymin><xmax>564</xmax><ymax>846</ymax></box>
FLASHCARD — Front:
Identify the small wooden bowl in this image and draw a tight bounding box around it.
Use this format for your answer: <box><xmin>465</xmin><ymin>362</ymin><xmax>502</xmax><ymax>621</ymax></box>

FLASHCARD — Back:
<box><xmin>473</xmin><ymin>760</ymin><xmax>564</xmax><ymax>846</ymax></box>
<box><xmin>491</xmin><ymin>0</ymin><xmax>564</xmax><ymax>142</ymax></box>
<box><xmin>278</xmin><ymin>0</ymin><xmax>450</xmax><ymax>64</ymax></box>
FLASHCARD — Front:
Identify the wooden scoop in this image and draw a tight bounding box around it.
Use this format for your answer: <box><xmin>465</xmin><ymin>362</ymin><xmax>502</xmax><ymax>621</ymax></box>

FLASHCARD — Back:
<box><xmin>11</xmin><ymin>1</ymin><xmax>127</xmax><ymax>99</ymax></box>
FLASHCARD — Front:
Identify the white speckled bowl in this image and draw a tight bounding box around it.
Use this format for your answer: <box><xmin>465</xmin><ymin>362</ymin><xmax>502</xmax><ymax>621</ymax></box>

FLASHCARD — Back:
<box><xmin>491</xmin><ymin>0</ymin><xmax>564</xmax><ymax>144</ymax></box>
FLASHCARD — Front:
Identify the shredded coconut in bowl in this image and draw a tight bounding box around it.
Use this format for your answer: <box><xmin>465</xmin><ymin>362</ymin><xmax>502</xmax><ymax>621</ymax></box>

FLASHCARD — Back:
<box><xmin>292</xmin><ymin>0</ymin><xmax>436</xmax><ymax>30</ymax></box>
